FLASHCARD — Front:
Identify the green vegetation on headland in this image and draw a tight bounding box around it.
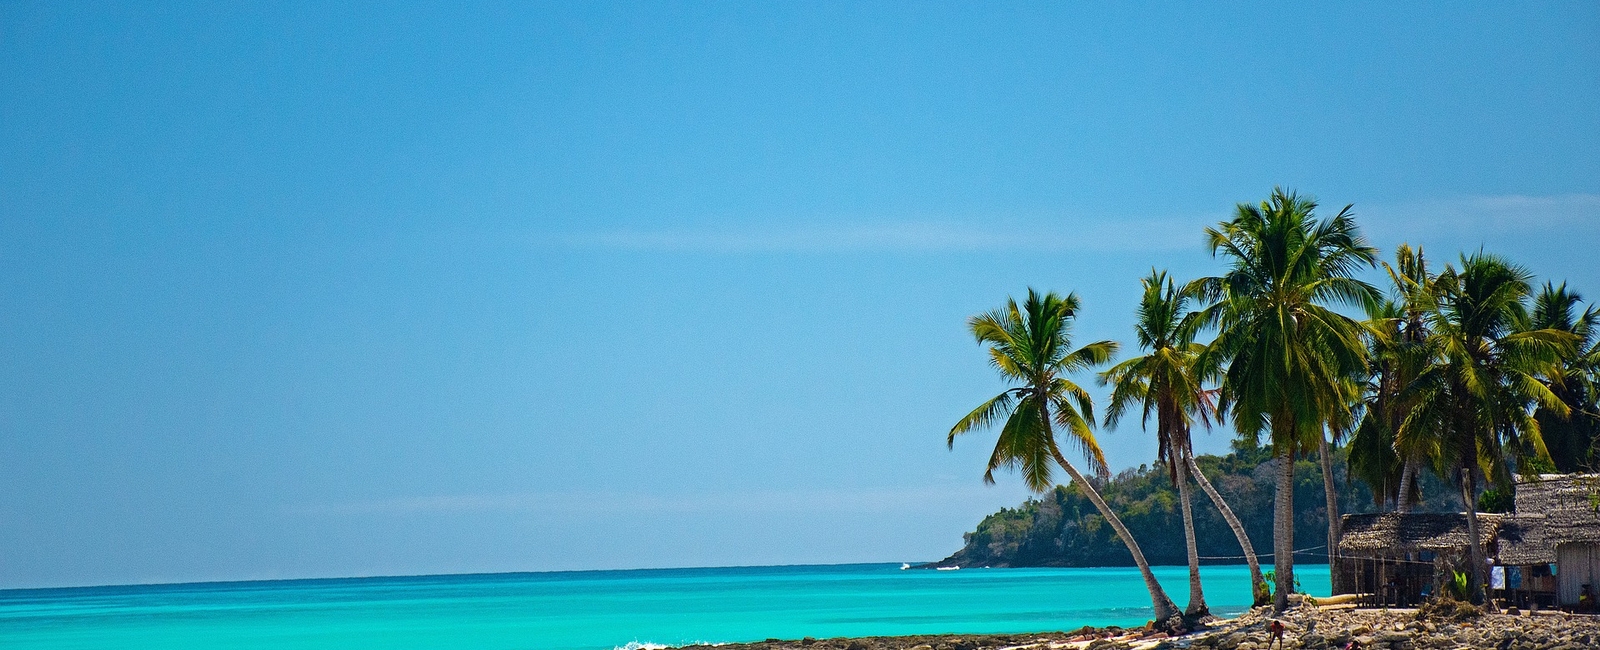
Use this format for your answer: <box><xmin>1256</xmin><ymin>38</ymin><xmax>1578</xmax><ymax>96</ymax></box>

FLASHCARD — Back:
<box><xmin>944</xmin><ymin>187</ymin><xmax>1600</xmax><ymax>630</ymax></box>
<box><xmin>926</xmin><ymin>438</ymin><xmax>1464</xmax><ymax>569</ymax></box>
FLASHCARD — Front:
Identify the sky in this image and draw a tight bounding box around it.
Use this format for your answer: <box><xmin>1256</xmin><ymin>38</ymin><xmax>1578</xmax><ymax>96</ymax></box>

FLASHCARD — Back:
<box><xmin>1</xmin><ymin>1</ymin><xmax>1598</xmax><ymax>589</ymax></box>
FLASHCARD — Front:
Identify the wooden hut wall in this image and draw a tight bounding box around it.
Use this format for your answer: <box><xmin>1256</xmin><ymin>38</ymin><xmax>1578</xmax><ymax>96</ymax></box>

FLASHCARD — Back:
<box><xmin>1556</xmin><ymin>543</ymin><xmax>1600</xmax><ymax>606</ymax></box>
<box><xmin>1340</xmin><ymin>554</ymin><xmax>1439</xmax><ymax>605</ymax></box>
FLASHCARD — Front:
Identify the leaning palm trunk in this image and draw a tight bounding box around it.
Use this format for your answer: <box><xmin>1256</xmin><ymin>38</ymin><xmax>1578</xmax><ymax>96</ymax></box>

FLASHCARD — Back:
<box><xmin>1188</xmin><ymin>454</ymin><xmax>1269</xmax><ymax>605</ymax></box>
<box><xmin>1176</xmin><ymin>449</ymin><xmax>1208</xmax><ymax>618</ymax></box>
<box><xmin>1273</xmin><ymin>449</ymin><xmax>1297</xmax><ymax>612</ymax></box>
<box><xmin>1396</xmin><ymin>457</ymin><xmax>1418</xmax><ymax>513</ymax></box>
<box><xmin>1051</xmin><ymin>447</ymin><xmax>1182</xmax><ymax>628</ymax></box>
<box><xmin>1317</xmin><ymin>431</ymin><xmax>1343</xmax><ymax>594</ymax></box>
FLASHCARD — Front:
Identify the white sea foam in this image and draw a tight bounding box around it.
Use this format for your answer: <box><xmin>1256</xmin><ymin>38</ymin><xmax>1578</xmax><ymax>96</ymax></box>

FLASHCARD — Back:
<box><xmin>616</xmin><ymin>642</ymin><xmax>726</xmax><ymax>650</ymax></box>
<box><xmin>615</xmin><ymin>642</ymin><xmax>672</xmax><ymax>650</ymax></box>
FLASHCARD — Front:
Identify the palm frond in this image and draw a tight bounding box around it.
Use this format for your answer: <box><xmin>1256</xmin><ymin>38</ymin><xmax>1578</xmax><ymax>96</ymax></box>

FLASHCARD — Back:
<box><xmin>949</xmin><ymin>390</ymin><xmax>1021</xmax><ymax>448</ymax></box>
<box><xmin>1052</xmin><ymin>394</ymin><xmax>1109</xmax><ymax>477</ymax></box>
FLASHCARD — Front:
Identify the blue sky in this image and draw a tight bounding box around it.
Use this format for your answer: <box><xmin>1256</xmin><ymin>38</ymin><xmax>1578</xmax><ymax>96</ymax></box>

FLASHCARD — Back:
<box><xmin>2</xmin><ymin>1</ymin><xmax>1597</xmax><ymax>589</ymax></box>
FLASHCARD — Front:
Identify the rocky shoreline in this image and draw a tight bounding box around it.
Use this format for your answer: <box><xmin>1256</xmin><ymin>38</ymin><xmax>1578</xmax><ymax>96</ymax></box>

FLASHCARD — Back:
<box><xmin>678</xmin><ymin>600</ymin><xmax>1600</xmax><ymax>650</ymax></box>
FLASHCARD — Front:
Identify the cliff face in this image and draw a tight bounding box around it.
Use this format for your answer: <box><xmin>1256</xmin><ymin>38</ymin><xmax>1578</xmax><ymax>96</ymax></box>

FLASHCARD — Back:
<box><xmin>924</xmin><ymin>443</ymin><xmax>1464</xmax><ymax>568</ymax></box>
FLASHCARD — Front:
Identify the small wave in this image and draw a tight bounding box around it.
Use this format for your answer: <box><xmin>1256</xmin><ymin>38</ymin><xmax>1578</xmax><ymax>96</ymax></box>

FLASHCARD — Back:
<box><xmin>615</xmin><ymin>642</ymin><xmax>726</xmax><ymax>650</ymax></box>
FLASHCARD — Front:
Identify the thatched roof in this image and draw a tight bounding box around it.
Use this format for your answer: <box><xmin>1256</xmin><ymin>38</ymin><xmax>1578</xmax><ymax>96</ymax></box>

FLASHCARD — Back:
<box><xmin>1338</xmin><ymin>512</ymin><xmax>1503</xmax><ymax>556</ymax></box>
<box><xmin>1497</xmin><ymin>474</ymin><xmax>1600</xmax><ymax>565</ymax></box>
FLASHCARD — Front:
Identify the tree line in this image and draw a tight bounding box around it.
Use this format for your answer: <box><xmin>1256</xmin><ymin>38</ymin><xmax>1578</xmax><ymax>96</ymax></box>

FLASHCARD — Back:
<box><xmin>932</xmin><ymin>438</ymin><xmax>1465</xmax><ymax>569</ymax></box>
<box><xmin>946</xmin><ymin>188</ymin><xmax>1600</xmax><ymax>630</ymax></box>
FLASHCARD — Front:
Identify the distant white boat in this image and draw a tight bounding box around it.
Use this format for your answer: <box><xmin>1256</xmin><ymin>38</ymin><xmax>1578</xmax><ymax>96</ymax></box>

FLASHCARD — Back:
<box><xmin>936</xmin><ymin>565</ymin><xmax>959</xmax><ymax>571</ymax></box>
<box><xmin>900</xmin><ymin>563</ymin><xmax>911</xmax><ymax>570</ymax></box>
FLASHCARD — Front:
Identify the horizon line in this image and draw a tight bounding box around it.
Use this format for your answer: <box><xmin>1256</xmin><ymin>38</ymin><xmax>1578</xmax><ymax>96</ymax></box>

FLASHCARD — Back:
<box><xmin>0</xmin><ymin>559</ymin><xmax>1316</xmax><ymax>594</ymax></box>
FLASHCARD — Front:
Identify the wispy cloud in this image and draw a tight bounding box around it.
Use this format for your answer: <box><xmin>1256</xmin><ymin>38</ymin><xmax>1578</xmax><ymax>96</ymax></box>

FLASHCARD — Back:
<box><xmin>289</xmin><ymin>484</ymin><xmax>1016</xmax><ymax>517</ymax></box>
<box><xmin>1361</xmin><ymin>193</ymin><xmax>1600</xmax><ymax>241</ymax></box>
<box><xmin>559</xmin><ymin>217</ymin><xmax>1209</xmax><ymax>254</ymax></box>
<box><xmin>549</xmin><ymin>194</ymin><xmax>1600</xmax><ymax>255</ymax></box>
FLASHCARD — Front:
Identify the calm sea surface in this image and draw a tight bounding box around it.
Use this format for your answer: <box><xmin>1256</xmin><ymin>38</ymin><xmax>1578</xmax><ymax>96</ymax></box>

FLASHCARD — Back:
<box><xmin>0</xmin><ymin>563</ymin><xmax>1330</xmax><ymax>650</ymax></box>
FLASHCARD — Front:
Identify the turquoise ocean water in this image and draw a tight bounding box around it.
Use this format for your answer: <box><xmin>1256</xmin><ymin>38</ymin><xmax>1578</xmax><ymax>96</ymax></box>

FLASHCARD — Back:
<box><xmin>0</xmin><ymin>563</ymin><xmax>1329</xmax><ymax>650</ymax></box>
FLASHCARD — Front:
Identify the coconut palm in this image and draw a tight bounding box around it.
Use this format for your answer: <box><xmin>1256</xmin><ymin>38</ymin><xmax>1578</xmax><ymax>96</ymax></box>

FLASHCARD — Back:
<box><xmin>1397</xmin><ymin>253</ymin><xmax>1572</xmax><ymax>604</ymax></box>
<box><xmin>1350</xmin><ymin>302</ymin><xmax>1428</xmax><ymax>510</ymax></box>
<box><xmin>1350</xmin><ymin>245</ymin><xmax>1438</xmax><ymax>512</ymax></box>
<box><xmin>1347</xmin><ymin>334</ymin><xmax>1406</xmax><ymax>509</ymax></box>
<box><xmin>1350</xmin><ymin>301</ymin><xmax>1406</xmax><ymax>506</ymax></box>
<box><xmin>1101</xmin><ymin>269</ymin><xmax>1267</xmax><ymax>613</ymax></box>
<box><xmin>1190</xmin><ymin>188</ymin><xmax>1379</xmax><ymax>611</ymax></box>
<box><xmin>1527</xmin><ymin>283</ymin><xmax>1600</xmax><ymax>472</ymax></box>
<box><xmin>949</xmin><ymin>289</ymin><xmax>1182</xmax><ymax>629</ymax></box>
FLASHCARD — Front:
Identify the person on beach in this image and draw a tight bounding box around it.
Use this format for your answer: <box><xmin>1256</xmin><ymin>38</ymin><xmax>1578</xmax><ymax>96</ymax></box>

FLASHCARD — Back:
<box><xmin>1267</xmin><ymin>619</ymin><xmax>1286</xmax><ymax>650</ymax></box>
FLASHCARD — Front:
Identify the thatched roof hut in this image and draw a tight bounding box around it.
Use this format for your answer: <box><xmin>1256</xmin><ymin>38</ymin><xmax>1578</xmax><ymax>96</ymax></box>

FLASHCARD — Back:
<box><xmin>1338</xmin><ymin>512</ymin><xmax>1503</xmax><ymax>557</ymax></box>
<box><xmin>1334</xmin><ymin>475</ymin><xmax>1600</xmax><ymax>606</ymax></box>
<box><xmin>1498</xmin><ymin>474</ymin><xmax>1600</xmax><ymax>566</ymax></box>
<box><xmin>1336</xmin><ymin>512</ymin><xmax>1503</xmax><ymax>605</ymax></box>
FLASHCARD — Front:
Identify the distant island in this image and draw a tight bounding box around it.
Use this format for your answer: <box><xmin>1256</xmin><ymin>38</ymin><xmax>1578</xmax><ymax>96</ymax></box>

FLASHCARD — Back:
<box><xmin>921</xmin><ymin>439</ymin><xmax>1464</xmax><ymax>569</ymax></box>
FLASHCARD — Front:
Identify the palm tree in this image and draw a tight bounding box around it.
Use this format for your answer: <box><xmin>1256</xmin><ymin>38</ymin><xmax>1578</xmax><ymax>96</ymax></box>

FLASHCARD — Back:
<box><xmin>1101</xmin><ymin>270</ymin><xmax>1267</xmax><ymax>614</ymax></box>
<box><xmin>1350</xmin><ymin>303</ymin><xmax>1428</xmax><ymax>511</ymax></box>
<box><xmin>1527</xmin><ymin>283</ymin><xmax>1600</xmax><ymax>472</ymax></box>
<box><xmin>949</xmin><ymin>289</ymin><xmax>1182</xmax><ymax>629</ymax></box>
<box><xmin>1349</xmin><ymin>245</ymin><xmax>1438</xmax><ymax>512</ymax></box>
<box><xmin>1190</xmin><ymin>188</ymin><xmax>1379</xmax><ymax>611</ymax></box>
<box><xmin>1350</xmin><ymin>300</ymin><xmax>1406</xmax><ymax>507</ymax></box>
<box><xmin>1397</xmin><ymin>253</ymin><xmax>1572</xmax><ymax>604</ymax></box>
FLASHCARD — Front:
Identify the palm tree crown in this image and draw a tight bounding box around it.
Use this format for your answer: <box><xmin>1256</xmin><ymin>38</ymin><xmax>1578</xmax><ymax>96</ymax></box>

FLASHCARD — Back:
<box><xmin>1399</xmin><ymin>254</ymin><xmax>1571</xmax><ymax>483</ymax></box>
<box><xmin>1194</xmin><ymin>189</ymin><xmax>1380</xmax><ymax>447</ymax></box>
<box><xmin>1102</xmin><ymin>270</ymin><xmax>1212</xmax><ymax>481</ymax></box>
<box><xmin>1527</xmin><ymin>282</ymin><xmax>1600</xmax><ymax>471</ymax></box>
<box><xmin>949</xmin><ymin>289</ymin><xmax>1118</xmax><ymax>489</ymax></box>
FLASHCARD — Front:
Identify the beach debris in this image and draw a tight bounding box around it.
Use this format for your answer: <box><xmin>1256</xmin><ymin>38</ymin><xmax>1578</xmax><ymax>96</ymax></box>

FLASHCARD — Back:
<box><xmin>673</xmin><ymin>603</ymin><xmax>1600</xmax><ymax>650</ymax></box>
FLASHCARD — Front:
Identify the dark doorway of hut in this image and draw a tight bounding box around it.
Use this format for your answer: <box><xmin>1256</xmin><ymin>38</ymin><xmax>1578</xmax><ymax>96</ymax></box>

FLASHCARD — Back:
<box><xmin>1347</xmin><ymin>553</ymin><xmax>1437</xmax><ymax>607</ymax></box>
